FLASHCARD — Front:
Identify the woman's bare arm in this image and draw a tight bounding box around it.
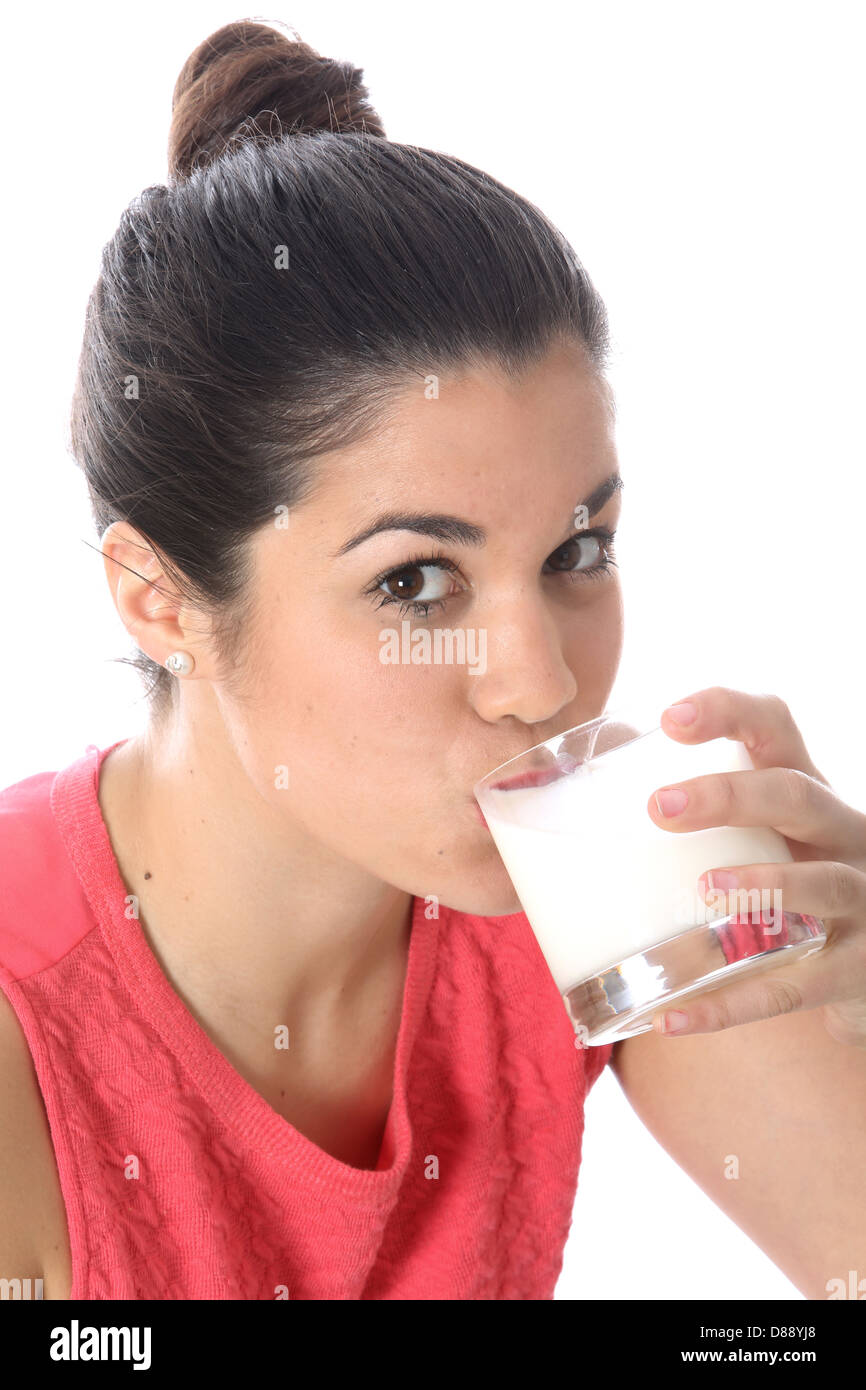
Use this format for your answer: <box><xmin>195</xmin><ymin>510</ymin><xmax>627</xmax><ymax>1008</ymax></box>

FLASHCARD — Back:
<box><xmin>0</xmin><ymin>987</ymin><xmax>71</xmax><ymax>1300</ymax></box>
<box><xmin>610</xmin><ymin>1003</ymin><xmax>866</xmax><ymax>1298</ymax></box>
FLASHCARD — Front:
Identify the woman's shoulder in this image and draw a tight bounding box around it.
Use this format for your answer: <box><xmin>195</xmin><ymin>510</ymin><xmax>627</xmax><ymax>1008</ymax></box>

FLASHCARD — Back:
<box><xmin>0</xmin><ymin>757</ymin><xmax>64</xmax><ymax>867</ymax></box>
<box><xmin>0</xmin><ymin>761</ymin><xmax>57</xmax><ymax>823</ymax></box>
<box><xmin>0</xmin><ymin>749</ymin><xmax>101</xmax><ymax>989</ymax></box>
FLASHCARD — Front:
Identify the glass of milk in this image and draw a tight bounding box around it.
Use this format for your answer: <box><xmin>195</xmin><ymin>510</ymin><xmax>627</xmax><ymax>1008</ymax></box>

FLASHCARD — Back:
<box><xmin>473</xmin><ymin>701</ymin><xmax>827</xmax><ymax>1045</ymax></box>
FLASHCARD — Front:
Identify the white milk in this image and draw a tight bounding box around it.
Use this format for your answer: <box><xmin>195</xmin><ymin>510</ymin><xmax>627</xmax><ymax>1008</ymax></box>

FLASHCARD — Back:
<box><xmin>482</xmin><ymin>733</ymin><xmax>793</xmax><ymax>990</ymax></box>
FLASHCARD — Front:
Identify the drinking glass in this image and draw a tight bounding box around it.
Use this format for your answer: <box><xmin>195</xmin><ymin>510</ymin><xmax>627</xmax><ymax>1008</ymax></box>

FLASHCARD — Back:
<box><xmin>473</xmin><ymin>701</ymin><xmax>827</xmax><ymax>1045</ymax></box>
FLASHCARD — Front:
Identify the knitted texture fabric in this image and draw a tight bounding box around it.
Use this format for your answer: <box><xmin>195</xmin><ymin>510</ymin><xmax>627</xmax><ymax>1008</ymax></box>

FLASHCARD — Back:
<box><xmin>0</xmin><ymin>742</ymin><xmax>612</xmax><ymax>1299</ymax></box>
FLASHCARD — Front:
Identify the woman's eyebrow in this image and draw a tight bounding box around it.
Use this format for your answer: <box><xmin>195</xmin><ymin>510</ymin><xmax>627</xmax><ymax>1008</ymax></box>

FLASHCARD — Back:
<box><xmin>332</xmin><ymin>471</ymin><xmax>623</xmax><ymax>558</ymax></box>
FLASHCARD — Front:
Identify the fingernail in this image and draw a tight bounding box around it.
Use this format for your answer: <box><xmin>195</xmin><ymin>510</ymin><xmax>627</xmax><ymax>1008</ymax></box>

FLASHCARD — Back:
<box><xmin>708</xmin><ymin>870</ymin><xmax>738</xmax><ymax>892</ymax></box>
<box><xmin>660</xmin><ymin>1010</ymin><xmax>689</xmax><ymax>1033</ymax></box>
<box><xmin>664</xmin><ymin>701</ymin><xmax>697</xmax><ymax>725</ymax></box>
<box><xmin>655</xmin><ymin>788</ymin><xmax>689</xmax><ymax>816</ymax></box>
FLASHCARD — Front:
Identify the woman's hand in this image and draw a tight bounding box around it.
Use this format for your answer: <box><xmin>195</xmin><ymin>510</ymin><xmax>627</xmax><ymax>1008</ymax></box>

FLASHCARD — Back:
<box><xmin>646</xmin><ymin>686</ymin><xmax>866</xmax><ymax>1046</ymax></box>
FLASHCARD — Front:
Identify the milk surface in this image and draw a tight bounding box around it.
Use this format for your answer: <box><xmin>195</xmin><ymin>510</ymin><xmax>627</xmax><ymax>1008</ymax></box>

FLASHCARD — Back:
<box><xmin>481</xmin><ymin>733</ymin><xmax>792</xmax><ymax>989</ymax></box>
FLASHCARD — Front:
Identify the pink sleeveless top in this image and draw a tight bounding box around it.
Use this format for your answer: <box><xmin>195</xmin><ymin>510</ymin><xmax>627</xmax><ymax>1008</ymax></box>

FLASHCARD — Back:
<box><xmin>0</xmin><ymin>741</ymin><xmax>613</xmax><ymax>1300</ymax></box>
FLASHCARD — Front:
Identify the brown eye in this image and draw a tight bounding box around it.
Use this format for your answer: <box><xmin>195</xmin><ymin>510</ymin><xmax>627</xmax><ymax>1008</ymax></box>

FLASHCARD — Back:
<box><xmin>366</xmin><ymin>551</ymin><xmax>465</xmax><ymax>620</ymax></box>
<box><xmin>546</xmin><ymin>533</ymin><xmax>605</xmax><ymax>573</ymax></box>
<box><xmin>380</xmin><ymin>563</ymin><xmax>455</xmax><ymax>604</ymax></box>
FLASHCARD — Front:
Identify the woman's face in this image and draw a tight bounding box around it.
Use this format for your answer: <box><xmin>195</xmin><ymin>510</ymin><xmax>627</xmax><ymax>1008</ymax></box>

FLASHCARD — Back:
<box><xmin>210</xmin><ymin>341</ymin><xmax>625</xmax><ymax>916</ymax></box>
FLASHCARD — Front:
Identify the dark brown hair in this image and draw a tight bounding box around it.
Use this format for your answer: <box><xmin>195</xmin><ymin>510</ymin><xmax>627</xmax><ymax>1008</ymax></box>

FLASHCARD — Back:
<box><xmin>70</xmin><ymin>18</ymin><xmax>613</xmax><ymax>722</ymax></box>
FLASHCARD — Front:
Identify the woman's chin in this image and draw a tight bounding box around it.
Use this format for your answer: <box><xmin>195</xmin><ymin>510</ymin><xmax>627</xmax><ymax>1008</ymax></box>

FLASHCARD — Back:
<box><xmin>435</xmin><ymin>862</ymin><xmax>524</xmax><ymax>918</ymax></box>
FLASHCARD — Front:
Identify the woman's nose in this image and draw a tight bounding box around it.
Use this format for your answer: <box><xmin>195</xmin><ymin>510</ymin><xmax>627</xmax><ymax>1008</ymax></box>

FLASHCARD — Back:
<box><xmin>466</xmin><ymin>598</ymin><xmax>578</xmax><ymax>725</ymax></box>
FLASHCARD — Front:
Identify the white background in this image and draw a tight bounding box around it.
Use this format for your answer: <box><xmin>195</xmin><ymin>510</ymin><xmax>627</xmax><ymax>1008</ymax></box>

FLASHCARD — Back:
<box><xmin>3</xmin><ymin>1</ymin><xmax>864</xmax><ymax>1299</ymax></box>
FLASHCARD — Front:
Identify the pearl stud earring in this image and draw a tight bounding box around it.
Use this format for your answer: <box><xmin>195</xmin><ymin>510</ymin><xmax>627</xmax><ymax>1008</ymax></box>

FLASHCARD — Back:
<box><xmin>164</xmin><ymin>651</ymin><xmax>195</xmax><ymax>676</ymax></box>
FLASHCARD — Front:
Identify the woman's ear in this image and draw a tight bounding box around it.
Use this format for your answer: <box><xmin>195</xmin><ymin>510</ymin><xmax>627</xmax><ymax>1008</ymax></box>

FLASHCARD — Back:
<box><xmin>99</xmin><ymin>522</ymin><xmax>193</xmax><ymax>671</ymax></box>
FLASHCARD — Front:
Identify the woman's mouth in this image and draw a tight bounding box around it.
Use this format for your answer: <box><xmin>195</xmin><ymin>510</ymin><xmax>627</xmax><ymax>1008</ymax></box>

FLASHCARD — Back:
<box><xmin>472</xmin><ymin>763</ymin><xmax>564</xmax><ymax>828</ymax></box>
<box><xmin>488</xmin><ymin>765</ymin><xmax>563</xmax><ymax>792</ymax></box>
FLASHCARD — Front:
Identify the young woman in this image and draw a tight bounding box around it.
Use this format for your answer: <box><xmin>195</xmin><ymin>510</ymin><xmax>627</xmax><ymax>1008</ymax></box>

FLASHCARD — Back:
<box><xmin>2</xmin><ymin>20</ymin><xmax>865</xmax><ymax>1301</ymax></box>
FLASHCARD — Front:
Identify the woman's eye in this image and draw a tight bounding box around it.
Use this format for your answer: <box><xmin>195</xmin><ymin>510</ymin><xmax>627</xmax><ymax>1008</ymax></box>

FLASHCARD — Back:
<box><xmin>546</xmin><ymin>533</ymin><xmax>606</xmax><ymax>572</ymax></box>
<box><xmin>367</xmin><ymin>527</ymin><xmax>616</xmax><ymax>621</ymax></box>
<box><xmin>378</xmin><ymin>563</ymin><xmax>456</xmax><ymax>606</ymax></box>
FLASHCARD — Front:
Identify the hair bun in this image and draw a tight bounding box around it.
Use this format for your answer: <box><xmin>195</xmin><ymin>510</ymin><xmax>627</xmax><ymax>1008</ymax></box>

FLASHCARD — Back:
<box><xmin>168</xmin><ymin>20</ymin><xmax>386</xmax><ymax>181</ymax></box>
